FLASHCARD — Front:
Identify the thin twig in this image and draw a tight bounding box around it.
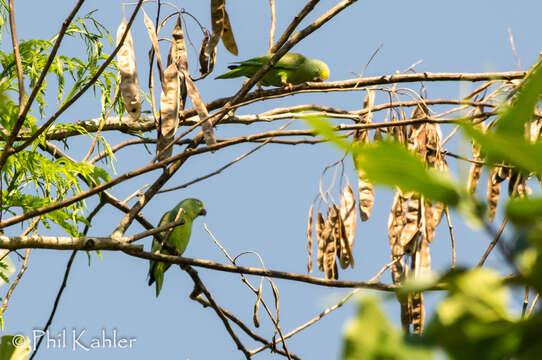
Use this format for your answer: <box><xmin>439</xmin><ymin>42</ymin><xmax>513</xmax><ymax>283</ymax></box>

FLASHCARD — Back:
<box><xmin>477</xmin><ymin>217</ymin><xmax>508</xmax><ymax>267</ymax></box>
<box><xmin>29</xmin><ymin>250</ymin><xmax>76</xmax><ymax>360</ymax></box>
<box><xmin>268</xmin><ymin>0</ymin><xmax>276</xmax><ymax>53</ymax></box>
<box><xmin>204</xmin><ymin>225</ymin><xmax>292</xmax><ymax>358</ymax></box>
<box><xmin>159</xmin><ymin>120</ymin><xmax>294</xmax><ymax>193</ymax></box>
<box><xmin>445</xmin><ymin>207</ymin><xmax>456</xmax><ymax>268</ymax></box>
<box><xmin>527</xmin><ymin>293</ymin><xmax>539</xmax><ymax>317</ymax></box>
<box><xmin>0</xmin><ymin>248</ymin><xmax>30</xmax><ymax>314</ymax></box>
<box><xmin>507</xmin><ymin>27</ymin><xmax>521</xmax><ymax>71</ymax></box>
<box><xmin>183</xmin><ymin>265</ymin><xmax>251</xmax><ymax>359</ymax></box>
<box><xmin>521</xmin><ymin>286</ymin><xmax>529</xmax><ymax>320</ymax></box>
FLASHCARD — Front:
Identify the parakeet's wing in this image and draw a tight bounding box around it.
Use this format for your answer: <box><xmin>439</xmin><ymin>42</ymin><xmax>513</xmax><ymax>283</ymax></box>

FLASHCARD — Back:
<box><xmin>148</xmin><ymin>209</ymin><xmax>173</xmax><ymax>285</ymax></box>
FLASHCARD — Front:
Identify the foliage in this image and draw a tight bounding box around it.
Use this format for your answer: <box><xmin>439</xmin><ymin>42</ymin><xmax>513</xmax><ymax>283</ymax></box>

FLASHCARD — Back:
<box><xmin>304</xmin><ymin>52</ymin><xmax>542</xmax><ymax>360</ymax></box>
<box><xmin>0</xmin><ymin>12</ymin><xmax>113</xmax><ymax>236</ymax></box>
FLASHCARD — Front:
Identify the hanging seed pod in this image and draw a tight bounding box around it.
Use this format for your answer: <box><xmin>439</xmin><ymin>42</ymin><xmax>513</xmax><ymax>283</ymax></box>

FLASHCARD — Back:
<box><xmin>400</xmin><ymin>196</ymin><xmax>421</xmax><ymax>254</ymax></box>
<box><xmin>353</xmin><ymin>130</ymin><xmax>374</xmax><ymax>221</ymax></box>
<box><xmin>323</xmin><ymin>208</ymin><xmax>339</xmax><ymax>280</ymax></box>
<box><xmin>198</xmin><ymin>30</ymin><xmax>210</xmax><ymax>75</ymax></box>
<box><xmin>339</xmin><ymin>184</ymin><xmax>356</xmax><ymax>269</ymax></box>
<box><xmin>411</xmin><ymin>292</ymin><xmax>425</xmax><ymax>335</ymax></box>
<box><xmin>487</xmin><ymin>167</ymin><xmax>502</xmax><ymax>222</ymax></box>
<box><xmin>156</xmin><ymin>63</ymin><xmax>180</xmax><ymax>161</ymax></box>
<box><xmin>116</xmin><ymin>17</ymin><xmax>141</xmax><ymax>121</ymax></box>
<box><xmin>142</xmin><ymin>9</ymin><xmax>165</xmax><ymax>86</ymax></box>
<box><xmin>388</xmin><ymin>191</ymin><xmax>406</xmax><ymax>284</ymax></box>
<box><xmin>306</xmin><ymin>204</ymin><xmax>314</xmax><ymax>273</ymax></box>
<box><xmin>202</xmin><ymin>0</ymin><xmax>225</xmax><ymax>75</ymax></box>
<box><xmin>316</xmin><ymin>211</ymin><xmax>326</xmax><ymax>272</ymax></box>
<box><xmin>168</xmin><ymin>16</ymin><xmax>188</xmax><ymax>109</ymax></box>
<box><xmin>221</xmin><ymin>9</ymin><xmax>238</xmax><ymax>55</ymax></box>
<box><xmin>467</xmin><ymin>110</ymin><xmax>485</xmax><ymax>194</ymax></box>
<box><xmin>172</xmin><ymin>15</ymin><xmax>217</xmax><ymax>147</ymax></box>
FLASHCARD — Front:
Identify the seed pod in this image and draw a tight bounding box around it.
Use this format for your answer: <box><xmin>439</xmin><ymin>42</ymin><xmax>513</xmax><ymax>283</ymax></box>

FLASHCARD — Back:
<box><xmin>202</xmin><ymin>0</ymin><xmax>225</xmax><ymax>74</ymax></box>
<box><xmin>116</xmin><ymin>17</ymin><xmax>141</xmax><ymax>120</ymax></box>
<box><xmin>221</xmin><ymin>9</ymin><xmax>238</xmax><ymax>55</ymax></box>
<box><xmin>323</xmin><ymin>208</ymin><xmax>339</xmax><ymax>280</ymax></box>
<box><xmin>400</xmin><ymin>196</ymin><xmax>420</xmax><ymax>254</ymax></box>
<box><xmin>339</xmin><ymin>184</ymin><xmax>356</xmax><ymax>269</ymax></box>
<box><xmin>353</xmin><ymin>129</ymin><xmax>374</xmax><ymax>221</ymax></box>
<box><xmin>487</xmin><ymin>167</ymin><xmax>502</xmax><ymax>222</ymax></box>
<box><xmin>156</xmin><ymin>63</ymin><xmax>179</xmax><ymax>160</ymax></box>
<box><xmin>198</xmin><ymin>30</ymin><xmax>210</xmax><ymax>75</ymax></box>
<box><xmin>142</xmin><ymin>9</ymin><xmax>165</xmax><ymax>86</ymax></box>
<box><xmin>306</xmin><ymin>204</ymin><xmax>314</xmax><ymax>273</ymax></box>
<box><xmin>168</xmin><ymin>15</ymin><xmax>187</xmax><ymax>109</ymax></box>
<box><xmin>316</xmin><ymin>211</ymin><xmax>326</xmax><ymax>272</ymax></box>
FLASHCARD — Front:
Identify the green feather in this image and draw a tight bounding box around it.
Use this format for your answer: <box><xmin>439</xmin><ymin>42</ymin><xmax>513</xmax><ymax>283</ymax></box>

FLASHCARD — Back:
<box><xmin>148</xmin><ymin>198</ymin><xmax>206</xmax><ymax>297</ymax></box>
<box><xmin>215</xmin><ymin>53</ymin><xmax>329</xmax><ymax>87</ymax></box>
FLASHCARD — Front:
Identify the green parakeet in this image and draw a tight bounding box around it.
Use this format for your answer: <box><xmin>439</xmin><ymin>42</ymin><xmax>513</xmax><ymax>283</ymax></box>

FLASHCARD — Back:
<box><xmin>215</xmin><ymin>52</ymin><xmax>329</xmax><ymax>87</ymax></box>
<box><xmin>148</xmin><ymin>198</ymin><xmax>206</xmax><ymax>297</ymax></box>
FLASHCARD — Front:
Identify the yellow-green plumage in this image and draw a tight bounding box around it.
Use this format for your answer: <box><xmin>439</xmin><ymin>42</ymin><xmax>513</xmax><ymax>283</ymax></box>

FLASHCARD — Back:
<box><xmin>215</xmin><ymin>53</ymin><xmax>329</xmax><ymax>87</ymax></box>
<box><xmin>148</xmin><ymin>198</ymin><xmax>206</xmax><ymax>297</ymax></box>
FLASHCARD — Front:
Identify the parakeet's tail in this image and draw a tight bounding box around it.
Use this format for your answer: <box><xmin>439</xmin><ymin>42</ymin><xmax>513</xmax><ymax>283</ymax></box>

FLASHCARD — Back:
<box><xmin>148</xmin><ymin>262</ymin><xmax>165</xmax><ymax>297</ymax></box>
<box><xmin>215</xmin><ymin>66</ymin><xmax>243</xmax><ymax>79</ymax></box>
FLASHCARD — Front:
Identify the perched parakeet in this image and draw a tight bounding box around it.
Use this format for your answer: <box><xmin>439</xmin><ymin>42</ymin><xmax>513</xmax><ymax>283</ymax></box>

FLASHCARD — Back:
<box><xmin>148</xmin><ymin>198</ymin><xmax>206</xmax><ymax>297</ymax></box>
<box><xmin>215</xmin><ymin>52</ymin><xmax>329</xmax><ymax>87</ymax></box>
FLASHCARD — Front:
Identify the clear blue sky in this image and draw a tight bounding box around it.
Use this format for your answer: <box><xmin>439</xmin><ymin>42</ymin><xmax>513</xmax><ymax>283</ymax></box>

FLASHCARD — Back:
<box><xmin>3</xmin><ymin>1</ymin><xmax>542</xmax><ymax>359</ymax></box>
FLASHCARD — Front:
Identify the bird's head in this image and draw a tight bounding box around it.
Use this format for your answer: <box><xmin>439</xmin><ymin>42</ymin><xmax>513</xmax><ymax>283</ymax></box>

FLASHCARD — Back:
<box><xmin>179</xmin><ymin>198</ymin><xmax>207</xmax><ymax>218</ymax></box>
<box><xmin>311</xmin><ymin>59</ymin><xmax>330</xmax><ymax>82</ymax></box>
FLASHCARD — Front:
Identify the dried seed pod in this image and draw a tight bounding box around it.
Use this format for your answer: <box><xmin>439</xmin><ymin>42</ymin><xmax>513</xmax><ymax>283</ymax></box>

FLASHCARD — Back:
<box><xmin>306</xmin><ymin>204</ymin><xmax>314</xmax><ymax>273</ymax></box>
<box><xmin>116</xmin><ymin>17</ymin><xmax>141</xmax><ymax>120</ymax></box>
<box><xmin>400</xmin><ymin>196</ymin><xmax>420</xmax><ymax>254</ymax></box>
<box><xmin>253</xmin><ymin>281</ymin><xmax>262</xmax><ymax>328</ymax></box>
<box><xmin>316</xmin><ymin>211</ymin><xmax>325</xmax><ymax>272</ymax></box>
<box><xmin>467</xmin><ymin>112</ymin><xmax>485</xmax><ymax>194</ymax></box>
<box><xmin>202</xmin><ymin>0</ymin><xmax>225</xmax><ymax>75</ymax></box>
<box><xmin>198</xmin><ymin>30</ymin><xmax>210</xmax><ymax>75</ymax></box>
<box><xmin>142</xmin><ymin>9</ymin><xmax>165</xmax><ymax>85</ymax></box>
<box><xmin>168</xmin><ymin>15</ymin><xmax>187</xmax><ymax>107</ymax></box>
<box><xmin>353</xmin><ymin>128</ymin><xmax>374</xmax><ymax>221</ymax></box>
<box><xmin>156</xmin><ymin>63</ymin><xmax>179</xmax><ymax>160</ymax></box>
<box><xmin>221</xmin><ymin>9</ymin><xmax>238</xmax><ymax>55</ymax></box>
<box><xmin>487</xmin><ymin>167</ymin><xmax>502</xmax><ymax>221</ymax></box>
<box><xmin>322</xmin><ymin>207</ymin><xmax>339</xmax><ymax>280</ymax></box>
<box><xmin>339</xmin><ymin>184</ymin><xmax>356</xmax><ymax>269</ymax></box>
<box><xmin>388</xmin><ymin>192</ymin><xmax>407</xmax><ymax>284</ymax></box>
<box><xmin>171</xmin><ymin>16</ymin><xmax>217</xmax><ymax>147</ymax></box>
<box><xmin>411</xmin><ymin>292</ymin><xmax>425</xmax><ymax>335</ymax></box>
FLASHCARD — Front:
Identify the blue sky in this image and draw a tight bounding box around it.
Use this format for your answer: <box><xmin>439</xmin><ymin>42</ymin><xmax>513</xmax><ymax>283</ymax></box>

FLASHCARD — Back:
<box><xmin>2</xmin><ymin>0</ymin><xmax>542</xmax><ymax>359</ymax></box>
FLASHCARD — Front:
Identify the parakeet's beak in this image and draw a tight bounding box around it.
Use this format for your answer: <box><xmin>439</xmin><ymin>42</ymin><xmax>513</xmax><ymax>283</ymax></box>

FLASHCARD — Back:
<box><xmin>199</xmin><ymin>208</ymin><xmax>207</xmax><ymax>216</ymax></box>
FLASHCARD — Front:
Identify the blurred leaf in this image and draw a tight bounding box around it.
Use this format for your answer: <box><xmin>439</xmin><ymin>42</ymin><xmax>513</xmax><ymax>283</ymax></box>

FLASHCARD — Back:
<box><xmin>353</xmin><ymin>140</ymin><xmax>461</xmax><ymax>205</ymax></box>
<box><xmin>506</xmin><ymin>197</ymin><xmax>542</xmax><ymax>224</ymax></box>
<box><xmin>495</xmin><ymin>62</ymin><xmax>542</xmax><ymax>136</ymax></box>
<box><xmin>0</xmin><ymin>335</ymin><xmax>30</xmax><ymax>360</ymax></box>
<box><xmin>342</xmin><ymin>296</ymin><xmax>434</xmax><ymax>360</ymax></box>
<box><xmin>0</xmin><ymin>255</ymin><xmax>14</xmax><ymax>286</ymax></box>
<box><xmin>424</xmin><ymin>269</ymin><xmax>519</xmax><ymax>359</ymax></box>
<box><xmin>463</xmin><ymin>127</ymin><xmax>542</xmax><ymax>176</ymax></box>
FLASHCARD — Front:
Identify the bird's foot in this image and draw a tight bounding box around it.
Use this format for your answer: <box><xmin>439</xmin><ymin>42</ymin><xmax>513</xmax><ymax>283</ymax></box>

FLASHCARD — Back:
<box><xmin>281</xmin><ymin>80</ymin><xmax>294</xmax><ymax>91</ymax></box>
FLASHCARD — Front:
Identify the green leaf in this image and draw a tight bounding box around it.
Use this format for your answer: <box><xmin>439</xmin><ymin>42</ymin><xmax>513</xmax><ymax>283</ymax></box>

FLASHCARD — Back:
<box><xmin>0</xmin><ymin>255</ymin><xmax>14</xmax><ymax>286</ymax></box>
<box><xmin>342</xmin><ymin>296</ymin><xmax>434</xmax><ymax>360</ymax></box>
<box><xmin>353</xmin><ymin>140</ymin><xmax>461</xmax><ymax>205</ymax></box>
<box><xmin>506</xmin><ymin>197</ymin><xmax>542</xmax><ymax>224</ymax></box>
<box><xmin>463</xmin><ymin>126</ymin><xmax>542</xmax><ymax>176</ymax></box>
<box><xmin>0</xmin><ymin>335</ymin><xmax>30</xmax><ymax>360</ymax></box>
<box><xmin>495</xmin><ymin>62</ymin><xmax>542</xmax><ymax>136</ymax></box>
<box><xmin>424</xmin><ymin>269</ymin><xmax>519</xmax><ymax>359</ymax></box>
<box><xmin>304</xmin><ymin>115</ymin><xmax>350</xmax><ymax>151</ymax></box>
